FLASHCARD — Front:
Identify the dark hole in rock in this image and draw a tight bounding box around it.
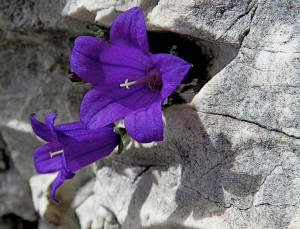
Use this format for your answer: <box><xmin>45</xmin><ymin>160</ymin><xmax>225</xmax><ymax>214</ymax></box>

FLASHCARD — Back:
<box><xmin>0</xmin><ymin>214</ymin><xmax>38</xmax><ymax>229</ymax></box>
<box><xmin>147</xmin><ymin>31</ymin><xmax>210</xmax><ymax>106</ymax></box>
<box><xmin>82</xmin><ymin>25</ymin><xmax>239</xmax><ymax>106</ymax></box>
<box><xmin>148</xmin><ymin>32</ymin><xmax>239</xmax><ymax>106</ymax></box>
<box><xmin>0</xmin><ymin>133</ymin><xmax>9</xmax><ymax>172</ymax></box>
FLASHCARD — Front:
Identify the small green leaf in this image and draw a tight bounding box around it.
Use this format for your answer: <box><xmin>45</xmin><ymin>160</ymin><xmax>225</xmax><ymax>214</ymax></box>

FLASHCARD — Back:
<box><xmin>117</xmin><ymin>140</ymin><xmax>124</xmax><ymax>155</ymax></box>
<box><xmin>114</xmin><ymin>127</ymin><xmax>131</xmax><ymax>155</ymax></box>
<box><xmin>89</xmin><ymin>25</ymin><xmax>100</xmax><ymax>33</ymax></box>
<box><xmin>122</xmin><ymin>132</ymin><xmax>131</xmax><ymax>145</ymax></box>
<box><xmin>89</xmin><ymin>25</ymin><xmax>109</xmax><ymax>41</ymax></box>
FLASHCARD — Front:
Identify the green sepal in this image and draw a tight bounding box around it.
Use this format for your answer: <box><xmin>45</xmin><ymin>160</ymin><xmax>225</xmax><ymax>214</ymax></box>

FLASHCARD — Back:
<box><xmin>114</xmin><ymin>127</ymin><xmax>131</xmax><ymax>155</ymax></box>
<box><xmin>117</xmin><ymin>140</ymin><xmax>124</xmax><ymax>155</ymax></box>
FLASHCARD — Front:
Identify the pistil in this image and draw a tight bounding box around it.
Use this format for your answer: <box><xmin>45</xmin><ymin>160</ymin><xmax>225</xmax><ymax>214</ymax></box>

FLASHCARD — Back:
<box><xmin>120</xmin><ymin>79</ymin><xmax>138</xmax><ymax>89</ymax></box>
<box><xmin>119</xmin><ymin>69</ymin><xmax>162</xmax><ymax>90</ymax></box>
<box><xmin>49</xmin><ymin>149</ymin><xmax>64</xmax><ymax>158</ymax></box>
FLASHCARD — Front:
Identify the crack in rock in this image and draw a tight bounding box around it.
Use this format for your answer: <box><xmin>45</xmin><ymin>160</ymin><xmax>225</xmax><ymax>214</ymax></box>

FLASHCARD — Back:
<box><xmin>199</xmin><ymin>111</ymin><xmax>300</xmax><ymax>140</ymax></box>
<box><xmin>258</xmin><ymin>164</ymin><xmax>282</xmax><ymax>188</ymax></box>
<box><xmin>132</xmin><ymin>165</ymin><xmax>153</xmax><ymax>184</ymax></box>
<box><xmin>254</xmin><ymin>202</ymin><xmax>298</xmax><ymax>209</ymax></box>
<box><xmin>217</xmin><ymin>1</ymin><xmax>259</xmax><ymax>41</ymax></box>
<box><xmin>183</xmin><ymin>184</ymin><xmax>224</xmax><ymax>206</ymax></box>
<box><xmin>242</xmin><ymin>47</ymin><xmax>300</xmax><ymax>54</ymax></box>
<box><xmin>239</xmin><ymin>3</ymin><xmax>259</xmax><ymax>47</ymax></box>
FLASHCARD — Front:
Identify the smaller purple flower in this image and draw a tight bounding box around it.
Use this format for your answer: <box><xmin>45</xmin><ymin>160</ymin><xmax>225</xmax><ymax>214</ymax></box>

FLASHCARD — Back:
<box><xmin>30</xmin><ymin>113</ymin><xmax>119</xmax><ymax>201</ymax></box>
<box><xmin>70</xmin><ymin>7</ymin><xmax>192</xmax><ymax>143</ymax></box>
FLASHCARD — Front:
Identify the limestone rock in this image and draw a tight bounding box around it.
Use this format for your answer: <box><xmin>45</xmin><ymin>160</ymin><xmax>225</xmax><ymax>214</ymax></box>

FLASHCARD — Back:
<box><xmin>0</xmin><ymin>0</ymin><xmax>87</xmax><ymax>31</ymax></box>
<box><xmin>75</xmin><ymin>194</ymin><xmax>121</xmax><ymax>229</ymax></box>
<box><xmin>62</xmin><ymin>0</ymin><xmax>257</xmax><ymax>46</ymax></box>
<box><xmin>62</xmin><ymin>0</ymin><xmax>158</xmax><ymax>27</ymax></box>
<box><xmin>0</xmin><ymin>1</ymin><xmax>89</xmax><ymax>226</ymax></box>
<box><xmin>148</xmin><ymin>0</ymin><xmax>258</xmax><ymax>46</ymax></box>
<box><xmin>94</xmin><ymin>103</ymin><xmax>300</xmax><ymax>228</ymax></box>
<box><xmin>193</xmin><ymin>0</ymin><xmax>300</xmax><ymax>138</ymax></box>
<box><xmin>30</xmin><ymin>174</ymin><xmax>57</xmax><ymax>223</ymax></box>
<box><xmin>0</xmin><ymin>133</ymin><xmax>9</xmax><ymax>172</ymax></box>
<box><xmin>0</xmin><ymin>161</ymin><xmax>36</xmax><ymax>222</ymax></box>
<box><xmin>30</xmin><ymin>166</ymin><xmax>94</xmax><ymax>228</ymax></box>
<box><xmin>82</xmin><ymin>0</ymin><xmax>299</xmax><ymax>228</ymax></box>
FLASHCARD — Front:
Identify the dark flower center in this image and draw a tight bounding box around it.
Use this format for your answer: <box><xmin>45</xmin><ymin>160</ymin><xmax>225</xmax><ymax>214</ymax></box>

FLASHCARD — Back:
<box><xmin>146</xmin><ymin>68</ymin><xmax>162</xmax><ymax>90</ymax></box>
<box><xmin>120</xmin><ymin>68</ymin><xmax>162</xmax><ymax>90</ymax></box>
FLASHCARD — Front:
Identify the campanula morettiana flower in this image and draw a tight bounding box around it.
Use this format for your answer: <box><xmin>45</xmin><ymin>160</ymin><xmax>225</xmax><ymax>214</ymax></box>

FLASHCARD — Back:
<box><xmin>30</xmin><ymin>113</ymin><xmax>119</xmax><ymax>201</ymax></box>
<box><xmin>70</xmin><ymin>7</ymin><xmax>192</xmax><ymax>143</ymax></box>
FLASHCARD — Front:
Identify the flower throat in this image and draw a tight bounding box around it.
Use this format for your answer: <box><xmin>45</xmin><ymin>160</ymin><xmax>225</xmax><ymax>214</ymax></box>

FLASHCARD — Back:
<box><xmin>120</xmin><ymin>68</ymin><xmax>162</xmax><ymax>90</ymax></box>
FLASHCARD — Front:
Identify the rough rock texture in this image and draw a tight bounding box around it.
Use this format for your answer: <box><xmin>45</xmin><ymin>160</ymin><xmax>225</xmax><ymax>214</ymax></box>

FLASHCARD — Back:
<box><xmin>1</xmin><ymin>0</ymin><xmax>300</xmax><ymax>229</ymax></box>
<box><xmin>30</xmin><ymin>167</ymin><xmax>94</xmax><ymax>228</ymax></box>
<box><xmin>0</xmin><ymin>0</ymin><xmax>89</xmax><ymax>227</ymax></box>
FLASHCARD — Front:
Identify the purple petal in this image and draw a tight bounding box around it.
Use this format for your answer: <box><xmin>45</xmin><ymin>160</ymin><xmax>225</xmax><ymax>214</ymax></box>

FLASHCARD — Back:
<box><xmin>70</xmin><ymin>36</ymin><xmax>104</xmax><ymax>84</ymax></box>
<box><xmin>55</xmin><ymin>121</ymin><xmax>84</xmax><ymax>133</ymax></box>
<box><xmin>50</xmin><ymin>167</ymin><xmax>75</xmax><ymax>202</ymax></box>
<box><xmin>33</xmin><ymin>142</ymin><xmax>63</xmax><ymax>173</ymax></box>
<box><xmin>63</xmin><ymin>130</ymin><xmax>119</xmax><ymax>172</ymax></box>
<box><xmin>55</xmin><ymin>121</ymin><xmax>86</xmax><ymax>144</ymax></box>
<box><xmin>71</xmin><ymin>36</ymin><xmax>152</xmax><ymax>87</ymax></box>
<box><xmin>97</xmin><ymin>42</ymin><xmax>152</xmax><ymax>85</ymax></box>
<box><xmin>50</xmin><ymin>173</ymin><xmax>64</xmax><ymax>202</ymax></box>
<box><xmin>56</xmin><ymin>123</ymin><xmax>114</xmax><ymax>145</ymax></box>
<box><xmin>151</xmin><ymin>54</ymin><xmax>192</xmax><ymax>99</ymax></box>
<box><xmin>110</xmin><ymin>7</ymin><xmax>149</xmax><ymax>54</ymax></box>
<box><xmin>30</xmin><ymin>113</ymin><xmax>55</xmax><ymax>142</ymax></box>
<box><xmin>80</xmin><ymin>85</ymin><xmax>160</xmax><ymax>130</ymax></box>
<box><xmin>44</xmin><ymin>113</ymin><xmax>57</xmax><ymax>137</ymax></box>
<box><xmin>125</xmin><ymin>102</ymin><xmax>163</xmax><ymax>143</ymax></box>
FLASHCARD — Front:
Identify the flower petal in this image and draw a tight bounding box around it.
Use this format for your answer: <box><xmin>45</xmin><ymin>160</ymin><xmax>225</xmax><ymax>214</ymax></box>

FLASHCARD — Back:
<box><xmin>71</xmin><ymin>36</ymin><xmax>152</xmax><ymax>87</ymax></box>
<box><xmin>97</xmin><ymin>42</ymin><xmax>152</xmax><ymax>85</ymax></box>
<box><xmin>54</xmin><ymin>121</ymin><xmax>86</xmax><ymax>144</ymax></box>
<box><xmin>44</xmin><ymin>112</ymin><xmax>57</xmax><ymax>136</ymax></box>
<box><xmin>110</xmin><ymin>7</ymin><xmax>149</xmax><ymax>54</ymax></box>
<box><xmin>80</xmin><ymin>85</ymin><xmax>160</xmax><ymax>130</ymax></box>
<box><xmin>55</xmin><ymin>121</ymin><xmax>84</xmax><ymax>133</ymax></box>
<box><xmin>70</xmin><ymin>36</ymin><xmax>104</xmax><ymax>84</ymax></box>
<box><xmin>30</xmin><ymin>113</ymin><xmax>55</xmax><ymax>142</ymax></box>
<box><xmin>56</xmin><ymin>123</ymin><xmax>114</xmax><ymax>144</ymax></box>
<box><xmin>151</xmin><ymin>53</ymin><xmax>192</xmax><ymax>99</ymax></box>
<box><xmin>33</xmin><ymin>142</ymin><xmax>63</xmax><ymax>173</ymax></box>
<box><xmin>50</xmin><ymin>167</ymin><xmax>75</xmax><ymax>202</ymax></box>
<box><xmin>63</xmin><ymin>130</ymin><xmax>119</xmax><ymax>172</ymax></box>
<box><xmin>124</xmin><ymin>102</ymin><xmax>163</xmax><ymax>143</ymax></box>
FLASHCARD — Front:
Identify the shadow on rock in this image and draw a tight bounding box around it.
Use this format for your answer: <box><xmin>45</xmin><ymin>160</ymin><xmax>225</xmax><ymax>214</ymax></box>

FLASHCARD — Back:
<box><xmin>104</xmin><ymin>104</ymin><xmax>262</xmax><ymax>227</ymax></box>
<box><xmin>122</xmin><ymin>171</ymin><xmax>158</xmax><ymax>228</ymax></box>
<box><xmin>164</xmin><ymin>105</ymin><xmax>262</xmax><ymax>222</ymax></box>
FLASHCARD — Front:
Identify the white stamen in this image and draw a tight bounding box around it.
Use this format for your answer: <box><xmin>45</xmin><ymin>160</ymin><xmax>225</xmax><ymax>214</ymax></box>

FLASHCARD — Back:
<box><xmin>49</xmin><ymin>149</ymin><xmax>63</xmax><ymax>158</ymax></box>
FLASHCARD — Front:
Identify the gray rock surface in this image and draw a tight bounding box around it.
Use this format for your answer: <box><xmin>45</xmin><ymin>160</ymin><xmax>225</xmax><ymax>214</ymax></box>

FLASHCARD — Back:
<box><xmin>0</xmin><ymin>160</ymin><xmax>37</xmax><ymax>222</ymax></box>
<box><xmin>1</xmin><ymin>0</ymin><xmax>300</xmax><ymax>229</ymax></box>
<box><xmin>194</xmin><ymin>0</ymin><xmax>300</xmax><ymax>138</ymax></box>
<box><xmin>93</xmin><ymin>105</ymin><xmax>300</xmax><ymax>228</ymax></box>
<box><xmin>147</xmin><ymin>0</ymin><xmax>258</xmax><ymax>46</ymax></box>
<box><xmin>0</xmin><ymin>0</ymin><xmax>89</xmax><ymax>227</ymax></box>
<box><xmin>63</xmin><ymin>0</ymin><xmax>300</xmax><ymax>228</ymax></box>
<box><xmin>30</xmin><ymin>167</ymin><xmax>94</xmax><ymax>228</ymax></box>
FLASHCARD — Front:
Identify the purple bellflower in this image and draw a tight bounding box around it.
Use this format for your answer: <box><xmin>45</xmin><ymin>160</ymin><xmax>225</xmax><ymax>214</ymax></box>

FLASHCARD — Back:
<box><xmin>30</xmin><ymin>113</ymin><xmax>119</xmax><ymax>201</ymax></box>
<box><xmin>70</xmin><ymin>7</ymin><xmax>192</xmax><ymax>143</ymax></box>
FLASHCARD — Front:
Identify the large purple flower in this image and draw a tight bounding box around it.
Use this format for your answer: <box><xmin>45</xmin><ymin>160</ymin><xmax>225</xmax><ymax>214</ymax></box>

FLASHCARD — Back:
<box><xmin>70</xmin><ymin>7</ymin><xmax>192</xmax><ymax>143</ymax></box>
<box><xmin>30</xmin><ymin>113</ymin><xmax>119</xmax><ymax>201</ymax></box>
